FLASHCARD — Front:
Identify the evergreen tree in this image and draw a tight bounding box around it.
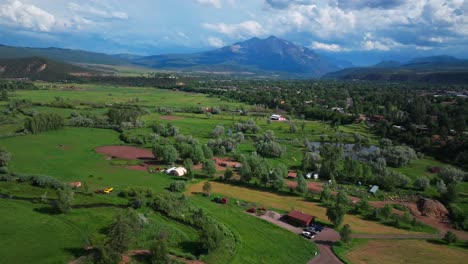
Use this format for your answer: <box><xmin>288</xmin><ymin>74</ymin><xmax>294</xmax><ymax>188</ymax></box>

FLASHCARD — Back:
<box><xmin>340</xmin><ymin>224</ymin><xmax>352</xmax><ymax>244</ymax></box>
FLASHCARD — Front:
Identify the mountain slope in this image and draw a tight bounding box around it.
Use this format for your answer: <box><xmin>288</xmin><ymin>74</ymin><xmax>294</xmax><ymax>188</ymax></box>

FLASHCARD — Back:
<box><xmin>324</xmin><ymin>56</ymin><xmax>468</xmax><ymax>83</ymax></box>
<box><xmin>0</xmin><ymin>45</ymin><xmax>128</xmax><ymax>65</ymax></box>
<box><xmin>134</xmin><ymin>36</ymin><xmax>343</xmax><ymax>77</ymax></box>
<box><xmin>0</xmin><ymin>57</ymin><xmax>98</xmax><ymax>81</ymax></box>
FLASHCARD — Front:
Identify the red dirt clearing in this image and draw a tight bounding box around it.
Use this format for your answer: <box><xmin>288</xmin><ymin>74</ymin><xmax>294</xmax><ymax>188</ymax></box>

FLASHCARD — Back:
<box><xmin>160</xmin><ymin>115</ymin><xmax>183</xmax><ymax>120</ymax></box>
<box><xmin>95</xmin><ymin>146</ymin><xmax>154</xmax><ymax>160</ymax></box>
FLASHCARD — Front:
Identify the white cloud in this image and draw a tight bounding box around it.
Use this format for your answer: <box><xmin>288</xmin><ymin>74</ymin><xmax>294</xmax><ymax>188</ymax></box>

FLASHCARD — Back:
<box><xmin>310</xmin><ymin>41</ymin><xmax>347</xmax><ymax>52</ymax></box>
<box><xmin>68</xmin><ymin>2</ymin><xmax>128</xmax><ymax>20</ymax></box>
<box><xmin>203</xmin><ymin>20</ymin><xmax>264</xmax><ymax>38</ymax></box>
<box><xmin>0</xmin><ymin>0</ymin><xmax>56</xmax><ymax>31</ymax></box>
<box><xmin>207</xmin><ymin>36</ymin><xmax>225</xmax><ymax>47</ymax></box>
<box><xmin>196</xmin><ymin>0</ymin><xmax>222</xmax><ymax>9</ymax></box>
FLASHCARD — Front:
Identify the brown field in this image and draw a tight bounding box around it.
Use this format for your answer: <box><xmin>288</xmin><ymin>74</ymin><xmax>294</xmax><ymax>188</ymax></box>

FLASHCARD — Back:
<box><xmin>159</xmin><ymin>115</ymin><xmax>183</xmax><ymax>121</ymax></box>
<box><xmin>344</xmin><ymin>239</ymin><xmax>468</xmax><ymax>264</ymax></box>
<box><xmin>187</xmin><ymin>181</ymin><xmax>421</xmax><ymax>235</ymax></box>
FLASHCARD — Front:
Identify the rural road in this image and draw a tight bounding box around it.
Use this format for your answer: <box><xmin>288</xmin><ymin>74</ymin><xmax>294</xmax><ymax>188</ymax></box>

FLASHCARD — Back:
<box><xmin>257</xmin><ymin>212</ymin><xmax>343</xmax><ymax>264</ymax></box>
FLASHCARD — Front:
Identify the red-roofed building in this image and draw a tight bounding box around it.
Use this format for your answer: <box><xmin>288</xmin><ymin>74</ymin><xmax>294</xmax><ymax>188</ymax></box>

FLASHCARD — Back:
<box><xmin>284</xmin><ymin>210</ymin><xmax>315</xmax><ymax>227</ymax></box>
<box><xmin>287</xmin><ymin>172</ymin><xmax>297</xmax><ymax>179</ymax></box>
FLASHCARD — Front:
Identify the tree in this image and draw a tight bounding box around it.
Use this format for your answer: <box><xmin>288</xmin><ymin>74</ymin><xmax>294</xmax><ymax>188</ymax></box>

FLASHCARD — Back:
<box><xmin>106</xmin><ymin>211</ymin><xmax>134</xmax><ymax>256</ymax></box>
<box><xmin>168</xmin><ymin>181</ymin><xmax>186</xmax><ymax>192</ymax></box>
<box><xmin>1</xmin><ymin>90</ymin><xmax>8</xmax><ymax>101</ymax></box>
<box><xmin>191</xmin><ymin>145</ymin><xmax>205</xmax><ymax>165</ymax></box>
<box><xmin>202</xmin><ymin>145</ymin><xmax>213</xmax><ymax>160</ymax></box>
<box><xmin>150</xmin><ymin>238</ymin><xmax>171</xmax><ymax>264</ymax></box>
<box><xmin>439</xmin><ymin>166</ymin><xmax>466</xmax><ymax>184</ymax></box>
<box><xmin>320</xmin><ymin>184</ymin><xmax>332</xmax><ymax>205</ymax></box>
<box><xmin>199</xmin><ymin>223</ymin><xmax>223</xmax><ymax>253</ymax></box>
<box><xmin>224</xmin><ymin>168</ymin><xmax>234</xmax><ymax>180</ymax></box>
<box><xmin>296</xmin><ymin>173</ymin><xmax>308</xmax><ymax>196</ymax></box>
<box><xmin>203</xmin><ymin>182</ymin><xmax>212</xmax><ymax>196</ymax></box>
<box><xmin>202</xmin><ymin>159</ymin><xmax>217</xmax><ymax>178</ymax></box>
<box><xmin>355</xmin><ymin>196</ymin><xmax>371</xmax><ymax>215</ymax></box>
<box><xmin>444</xmin><ymin>231</ymin><xmax>458</xmax><ymax>244</ymax></box>
<box><xmin>302</xmin><ymin>152</ymin><xmax>321</xmax><ymax>172</ymax></box>
<box><xmin>184</xmin><ymin>158</ymin><xmax>195</xmax><ymax>179</ymax></box>
<box><xmin>0</xmin><ymin>148</ymin><xmax>11</xmax><ymax>167</ymax></box>
<box><xmin>211</xmin><ymin>125</ymin><xmax>225</xmax><ymax>138</ymax></box>
<box><xmin>436</xmin><ymin>180</ymin><xmax>447</xmax><ymax>194</ymax></box>
<box><xmin>55</xmin><ymin>187</ymin><xmax>74</xmax><ymax>214</ymax></box>
<box><xmin>443</xmin><ymin>183</ymin><xmax>459</xmax><ymax>203</ymax></box>
<box><xmin>153</xmin><ymin>143</ymin><xmax>179</xmax><ymax>164</ymax></box>
<box><xmin>340</xmin><ymin>224</ymin><xmax>352</xmax><ymax>244</ymax></box>
<box><xmin>382</xmin><ymin>145</ymin><xmax>418</xmax><ymax>168</ymax></box>
<box><xmin>326</xmin><ymin>191</ymin><xmax>349</xmax><ymax>227</ymax></box>
<box><xmin>380</xmin><ymin>204</ymin><xmax>393</xmax><ymax>220</ymax></box>
<box><xmin>414</xmin><ymin>176</ymin><xmax>430</xmax><ymax>191</ymax></box>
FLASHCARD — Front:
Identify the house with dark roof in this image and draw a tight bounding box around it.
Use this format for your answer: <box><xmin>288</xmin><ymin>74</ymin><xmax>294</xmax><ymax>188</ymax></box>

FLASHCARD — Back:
<box><xmin>284</xmin><ymin>210</ymin><xmax>315</xmax><ymax>227</ymax></box>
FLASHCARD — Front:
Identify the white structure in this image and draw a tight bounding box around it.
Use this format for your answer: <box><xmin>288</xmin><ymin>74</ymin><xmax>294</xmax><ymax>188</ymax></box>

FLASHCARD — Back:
<box><xmin>306</xmin><ymin>172</ymin><xmax>319</xmax><ymax>180</ymax></box>
<box><xmin>165</xmin><ymin>167</ymin><xmax>187</xmax><ymax>177</ymax></box>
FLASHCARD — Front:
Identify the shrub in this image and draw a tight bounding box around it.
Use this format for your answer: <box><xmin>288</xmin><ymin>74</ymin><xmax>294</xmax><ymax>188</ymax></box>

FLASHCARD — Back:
<box><xmin>382</xmin><ymin>145</ymin><xmax>418</xmax><ymax>167</ymax></box>
<box><xmin>444</xmin><ymin>231</ymin><xmax>458</xmax><ymax>244</ymax></box>
<box><xmin>438</xmin><ymin>166</ymin><xmax>466</xmax><ymax>184</ymax></box>
<box><xmin>168</xmin><ymin>181</ymin><xmax>186</xmax><ymax>192</ymax></box>
<box><xmin>414</xmin><ymin>176</ymin><xmax>430</xmax><ymax>191</ymax></box>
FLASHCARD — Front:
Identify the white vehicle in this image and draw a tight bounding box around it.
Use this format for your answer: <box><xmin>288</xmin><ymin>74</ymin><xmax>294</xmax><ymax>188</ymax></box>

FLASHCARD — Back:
<box><xmin>301</xmin><ymin>231</ymin><xmax>315</xmax><ymax>239</ymax></box>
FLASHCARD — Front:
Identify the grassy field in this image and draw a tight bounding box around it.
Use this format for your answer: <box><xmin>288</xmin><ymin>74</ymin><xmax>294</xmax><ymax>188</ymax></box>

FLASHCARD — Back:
<box><xmin>0</xmin><ymin>199</ymin><xmax>116</xmax><ymax>264</ymax></box>
<box><xmin>187</xmin><ymin>181</ymin><xmax>422</xmax><ymax>235</ymax></box>
<box><xmin>0</xmin><ymin>128</ymin><xmax>173</xmax><ymax>191</ymax></box>
<box><xmin>13</xmin><ymin>83</ymin><xmax>246</xmax><ymax>108</ymax></box>
<box><xmin>334</xmin><ymin>239</ymin><xmax>468</xmax><ymax>264</ymax></box>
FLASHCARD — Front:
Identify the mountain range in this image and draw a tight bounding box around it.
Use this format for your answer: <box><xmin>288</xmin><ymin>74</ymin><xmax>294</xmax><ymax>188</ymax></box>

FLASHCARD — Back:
<box><xmin>324</xmin><ymin>55</ymin><xmax>468</xmax><ymax>83</ymax></box>
<box><xmin>0</xmin><ymin>37</ymin><xmax>467</xmax><ymax>81</ymax></box>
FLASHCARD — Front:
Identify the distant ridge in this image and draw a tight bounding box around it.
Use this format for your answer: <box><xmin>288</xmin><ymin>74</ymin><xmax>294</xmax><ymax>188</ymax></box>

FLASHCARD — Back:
<box><xmin>0</xmin><ymin>57</ymin><xmax>98</xmax><ymax>81</ymax></box>
<box><xmin>324</xmin><ymin>55</ymin><xmax>468</xmax><ymax>83</ymax></box>
<box><xmin>0</xmin><ymin>44</ymin><xmax>128</xmax><ymax>65</ymax></box>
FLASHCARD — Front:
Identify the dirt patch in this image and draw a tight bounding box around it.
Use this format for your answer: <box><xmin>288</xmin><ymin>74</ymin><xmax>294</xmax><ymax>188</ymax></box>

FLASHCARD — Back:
<box><xmin>193</xmin><ymin>157</ymin><xmax>241</xmax><ymax>172</ymax></box>
<box><xmin>96</xmin><ymin>146</ymin><xmax>154</xmax><ymax>160</ymax></box>
<box><xmin>57</xmin><ymin>144</ymin><xmax>72</xmax><ymax>151</ymax></box>
<box><xmin>160</xmin><ymin>115</ymin><xmax>183</xmax><ymax>121</ymax></box>
<box><xmin>416</xmin><ymin>198</ymin><xmax>449</xmax><ymax>218</ymax></box>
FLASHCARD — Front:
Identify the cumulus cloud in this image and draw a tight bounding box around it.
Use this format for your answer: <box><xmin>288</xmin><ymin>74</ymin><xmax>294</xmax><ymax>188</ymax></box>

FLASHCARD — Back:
<box><xmin>196</xmin><ymin>0</ymin><xmax>222</xmax><ymax>8</ymax></box>
<box><xmin>203</xmin><ymin>20</ymin><xmax>264</xmax><ymax>38</ymax></box>
<box><xmin>333</xmin><ymin>0</ymin><xmax>407</xmax><ymax>10</ymax></box>
<box><xmin>207</xmin><ymin>36</ymin><xmax>225</xmax><ymax>47</ymax></box>
<box><xmin>310</xmin><ymin>41</ymin><xmax>347</xmax><ymax>52</ymax></box>
<box><xmin>68</xmin><ymin>2</ymin><xmax>128</xmax><ymax>20</ymax></box>
<box><xmin>0</xmin><ymin>0</ymin><xmax>56</xmax><ymax>31</ymax></box>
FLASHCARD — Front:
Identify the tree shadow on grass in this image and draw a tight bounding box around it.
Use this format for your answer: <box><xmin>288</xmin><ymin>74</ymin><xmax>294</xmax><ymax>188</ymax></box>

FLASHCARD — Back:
<box><xmin>179</xmin><ymin>241</ymin><xmax>201</xmax><ymax>256</ymax></box>
<box><xmin>64</xmin><ymin>247</ymin><xmax>88</xmax><ymax>258</ymax></box>
<box><xmin>33</xmin><ymin>206</ymin><xmax>60</xmax><ymax>215</ymax></box>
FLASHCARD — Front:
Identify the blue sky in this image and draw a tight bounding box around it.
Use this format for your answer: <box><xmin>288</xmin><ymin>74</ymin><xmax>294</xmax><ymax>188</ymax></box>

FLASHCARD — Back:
<box><xmin>0</xmin><ymin>0</ymin><xmax>467</xmax><ymax>64</ymax></box>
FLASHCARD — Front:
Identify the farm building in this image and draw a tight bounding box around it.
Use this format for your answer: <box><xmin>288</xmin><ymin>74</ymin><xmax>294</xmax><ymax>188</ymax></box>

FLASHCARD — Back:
<box><xmin>284</xmin><ymin>210</ymin><xmax>315</xmax><ymax>227</ymax></box>
<box><xmin>287</xmin><ymin>172</ymin><xmax>298</xmax><ymax>179</ymax></box>
<box><xmin>165</xmin><ymin>167</ymin><xmax>187</xmax><ymax>177</ymax></box>
<box><xmin>270</xmin><ymin>114</ymin><xmax>286</xmax><ymax>121</ymax></box>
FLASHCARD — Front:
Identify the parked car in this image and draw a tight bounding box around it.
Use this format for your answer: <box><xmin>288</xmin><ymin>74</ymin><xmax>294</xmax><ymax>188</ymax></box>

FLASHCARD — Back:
<box><xmin>309</xmin><ymin>223</ymin><xmax>323</xmax><ymax>232</ymax></box>
<box><xmin>304</xmin><ymin>226</ymin><xmax>316</xmax><ymax>233</ymax></box>
<box><xmin>301</xmin><ymin>231</ymin><xmax>315</xmax><ymax>239</ymax></box>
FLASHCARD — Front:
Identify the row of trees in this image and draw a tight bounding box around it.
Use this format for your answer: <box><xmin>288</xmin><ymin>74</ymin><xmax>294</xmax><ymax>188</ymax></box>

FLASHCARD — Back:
<box><xmin>24</xmin><ymin>113</ymin><xmax>65</xmax><ymax>134</ymax></box>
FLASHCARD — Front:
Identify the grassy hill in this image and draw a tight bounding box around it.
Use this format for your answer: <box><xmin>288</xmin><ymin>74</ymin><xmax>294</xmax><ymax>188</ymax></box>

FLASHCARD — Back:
<box><xmin>0</xmin><ymin>57</ymin><xmax>98</xmax><ymax>81</ymax></box>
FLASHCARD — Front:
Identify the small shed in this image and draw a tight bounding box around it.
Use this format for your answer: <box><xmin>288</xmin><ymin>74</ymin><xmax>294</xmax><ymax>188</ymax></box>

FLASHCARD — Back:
<box><xmin>369</xmin><ymin>185</ymin><xmax>379</xmax><ymax>194</ymax></box>
<box><xmin>288</xmin><ymin>172</ymin><xmax>298</xmax><ymax>179</ymax></box>
<box><xmin>284</xmin><ymin>210</ymin><xmax>315</xmax><ymax>227</ymax></box>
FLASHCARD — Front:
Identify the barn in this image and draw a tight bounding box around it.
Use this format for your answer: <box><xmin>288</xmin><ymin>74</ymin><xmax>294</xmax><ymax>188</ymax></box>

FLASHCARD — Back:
<box><xmin>284</xmin><ymin>210</ymin><xmax>315</xmax><ymax>227</ymax></box>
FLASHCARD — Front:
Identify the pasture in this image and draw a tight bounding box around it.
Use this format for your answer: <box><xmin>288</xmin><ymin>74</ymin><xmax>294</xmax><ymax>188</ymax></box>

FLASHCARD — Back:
<box><xmin>335</xmin><ymin>239</ymin><xmax>468</xmax><ymax>264</ymax></box>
